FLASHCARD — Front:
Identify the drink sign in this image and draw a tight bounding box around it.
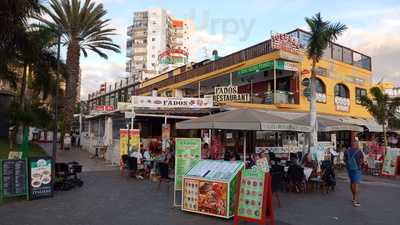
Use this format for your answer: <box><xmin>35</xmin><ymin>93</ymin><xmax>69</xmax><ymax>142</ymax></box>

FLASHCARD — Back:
<box><xmin>28</xmin><ymin>157</ymin><xmax>54</xmax><ymax>200</ymax></box>
<box><xmin>234</xmin><ymin>169</ymin><xmax>274</xmax><ymax>225</ymax></box>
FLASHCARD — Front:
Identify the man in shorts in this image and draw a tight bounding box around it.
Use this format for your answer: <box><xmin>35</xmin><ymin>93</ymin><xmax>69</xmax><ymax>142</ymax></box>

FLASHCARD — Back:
<box><xmin>344</xmin><ymin>141</ymin><xmax>364</xmax><ymax>207</ymax></box>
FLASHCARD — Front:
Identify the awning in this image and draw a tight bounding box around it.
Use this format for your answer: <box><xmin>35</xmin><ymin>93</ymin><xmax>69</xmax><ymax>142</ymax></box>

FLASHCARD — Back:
<box><xmin>323</xmin><ymin>116</ymin><xmax>382</xmax><ymax>132</ymax></box>
<box><xmin>176</xmin><ymin>109</ymin><xmax>311</xmax><ymax>132</ymax></box>
<box><xmin>292</xmin><ymin>115</ymin><xmax>364</xmax><ymax>132</ymax></box>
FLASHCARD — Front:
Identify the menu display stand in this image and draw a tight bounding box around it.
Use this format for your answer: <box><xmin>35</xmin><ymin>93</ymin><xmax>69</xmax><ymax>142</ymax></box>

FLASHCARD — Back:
<box><xmin>181</xmin><ymin>160</ymin><xmax>244</xmax><ymax>218</ymax></box>
<box><xmin>233</xmin><ymin>169</ymin><xmax>274</xmax><ymax>225</ymax></box>
<box><xmin>0</xmin><ymin>159</ymin><xmax>29</xmax><ymax>202</ymax></box>
<box><xmin>28</xmin><ymin>157</ymin><xmax>54</xmax><ymax>200</ymax></box>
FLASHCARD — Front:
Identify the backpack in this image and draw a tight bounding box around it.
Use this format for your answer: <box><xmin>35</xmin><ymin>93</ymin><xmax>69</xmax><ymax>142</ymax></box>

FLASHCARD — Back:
<box><xmin>347</xmin><ymin>150</ymin><xmax>359</xmax><ymax>171</ymax></box>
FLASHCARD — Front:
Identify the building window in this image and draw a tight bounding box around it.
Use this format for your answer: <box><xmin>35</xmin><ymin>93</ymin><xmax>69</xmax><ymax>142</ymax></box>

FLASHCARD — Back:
<box><xmin>152</xmin><ymin>54</ymin><xmax>155</xmax><ymax>58</ymax></box>
<box><xmin>335</xmin><ymin>83</ymin><xmax>349</xmax><ymax>98</ymax></box>
<box><xmin>152</xmin><ymin>37</ymin><xmax>155</xmax><ymax>41</ymax></box>
<box><xmin>316</xmin><ymin>78</ymin><xmax>326</xmax><ymax>94</ymax></box>
<box><xmin>316</xmin><ymin>78</ymin><xmax>327</xmax><ymax>103</ymax></box>
<box><xmin>343</xmin><ymin>48</ymin><xmax>352</xmax><ymax>64</ymax></box>
<box><xmin>355</xmin><ymin>87</ymin><xmax>367</xmax><ymax>104</ymax></box>
<box><xmin>332</xmin><ymin>44</ymin><xmax>343</xmax><ymax>61</ymax></box>
<box><xmin>152</xmin><ymin>46</ymin><xmax>155</xmax><ymax>49</ymax></box>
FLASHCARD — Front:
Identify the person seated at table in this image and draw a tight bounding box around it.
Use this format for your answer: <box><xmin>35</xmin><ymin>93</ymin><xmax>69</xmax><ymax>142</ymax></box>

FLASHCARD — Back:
<box><xmin>321</xmin><ymin>157</ymin><xmax>336</xmax><ymax>193</ymax></box>
<box><xmin>131</xmin><ymin>150</ymin><xmax>144</xmax><ymax>180</ymax></box>
<box><xmin>256</xmin><ymin>153</ymin><xmax>270</xmax><ymax>173</ymax></box>
<box><xmin>248</xmin><ymin>153</ymin><xmax>258</xmax><ymax>169</ymax></box>
<box><xmin>201</xmin><ymin>143</ymin><xmax>210</xmax><ymax>159</ymax></box>
<box><xmin>143</xmin><ymin>148</ymin><xmax>152</xmax><ymax>177</ymax></box>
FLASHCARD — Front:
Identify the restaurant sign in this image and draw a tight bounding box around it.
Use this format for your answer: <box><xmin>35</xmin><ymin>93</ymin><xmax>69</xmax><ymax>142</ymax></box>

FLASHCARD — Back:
<box><xmin>214</xmin><ymin>86</ymin><xmax>250</xmax><ymax>103</ymax></box>
<box><xmin>131</xmin><ymin>96</ymin><xmax>213</xmax><ymax>109</ymax></box>
<box><xmin>271</xmin><ymin>33</ymin><xmax>300</xmax><ymax>54</ymax></box>
<box><xmin>238</xmin><ymin>60</ymin><xmax>297</xmax><ymax>76</ymax></box>
<box><xmin>335</xmin><ymin>96</ymin><xmax>350</xmax><ymax>112</ymax></box>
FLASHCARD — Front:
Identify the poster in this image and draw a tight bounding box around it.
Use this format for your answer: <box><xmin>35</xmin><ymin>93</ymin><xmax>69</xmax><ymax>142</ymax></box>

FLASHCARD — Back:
<box><xmin>237</xmin><ymin>168</ymin><xmax>265</xmax><ymax>220</ymax></box>
<box><xmin>162</xmin><ymin>124</ymin><xmax>170</xmax><ymax>151</ymax></box>
<box><xmin>183</xmin><ymin>179</ymin><xmax>199</xmax><ymax>211</ymax></box>
<box><xmin>29</xmin><ymin>157</ymin><xmax>53</xmax><ymax>200</ymax></box>
<box><xmin>1</xmin><ymin>160</ymin><xmax>27</xmax><ymax>198</ymax></box>
<box><xmin>382</xmin><ymin>148</ymin><xmax>400</xmax><ymax>176</ymax></box>
<box><xmin>198</xmin><ymin>181</ymin><xmax>227</xmax><ymax>216</ymax></box>
<box><xmin>119</xmin><ymin>129</ymin><xmax>140</xmax><ymax>156</ymax></box>
<box><xmin>174</xmin><ymin>138</ymin><xmax>201</xmax><ymax>190</ymax></box>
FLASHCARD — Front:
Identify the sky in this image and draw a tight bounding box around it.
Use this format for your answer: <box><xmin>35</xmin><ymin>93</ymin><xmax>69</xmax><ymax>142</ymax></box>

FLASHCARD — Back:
<box><xmin>73</xmin><ymin>0</ymin><xmax>400</xmax><ymax>99</ymax></box>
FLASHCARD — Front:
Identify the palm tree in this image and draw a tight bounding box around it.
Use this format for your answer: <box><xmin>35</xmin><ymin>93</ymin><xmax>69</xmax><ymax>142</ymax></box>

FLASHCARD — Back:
<box><xmin>360</xmin><ymin>87</ymin><xmax>400</xmax><ymax>151</ymax></box>
<box><xmin>38</xmin><ymin>0</ymin><xmax>120</xmax><ymax>133</ymax></box>
<box><xmin>0</xmin><ymin>0</ymin><xmax>41</xmax><ymax>86</ymax></box>
<box><xmin>305</xmin><ymin>13</ymin><xmax>347</xmax><ymax>149</ymax></box>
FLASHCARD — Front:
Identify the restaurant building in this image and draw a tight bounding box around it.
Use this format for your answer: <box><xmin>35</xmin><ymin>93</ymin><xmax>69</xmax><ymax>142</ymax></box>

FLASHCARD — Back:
<box><xmin>85</xmin><ymin>28</ymin><xmax>380</xmax><ymax>162</ymax></box>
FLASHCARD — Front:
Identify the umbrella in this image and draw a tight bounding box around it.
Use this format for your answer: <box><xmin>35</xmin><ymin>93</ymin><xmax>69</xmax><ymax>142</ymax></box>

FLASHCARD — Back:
<box><xmin>176</xmin><ymin>109</ymin><xmax>311</xmax><ymax>162</ymax></box>
<box><xmin>292</xmin><ymin>115</ymin><xmax>363</xmax><ymax>132</ymax></box>
<box><xmin>176</xmin><ymin>109</ymin><xmax>311</xmax><ymax>132</ymax></box>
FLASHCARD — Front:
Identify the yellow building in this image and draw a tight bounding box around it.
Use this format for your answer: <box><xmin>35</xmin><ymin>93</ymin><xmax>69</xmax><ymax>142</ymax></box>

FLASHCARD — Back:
<box><xmin>136</xmin><ymin>29</ymin><xmax>373</xmax><ymax>120</ymax></box>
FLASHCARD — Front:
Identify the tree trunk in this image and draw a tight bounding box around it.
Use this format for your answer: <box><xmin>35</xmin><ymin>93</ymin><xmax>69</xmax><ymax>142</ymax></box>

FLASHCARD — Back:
<box><xmin>19</xmin><ymin>64</ymin><xmax>28</xmax><ymax>106</ymax></box>
<box><xmin>64</xmin><ymin>40</ymin><xmax>80</xmax><ymax>136</ymax></box>
<box><xmin>309</xmin><ymin>59</ymin><xmax>318</xmax><ymax>150</ymax></box>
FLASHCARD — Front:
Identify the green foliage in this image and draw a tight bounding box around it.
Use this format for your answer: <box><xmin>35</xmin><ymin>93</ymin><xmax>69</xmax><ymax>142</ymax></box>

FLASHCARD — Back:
<box><xmin>305</xmin><ymin>13</ymin><xmax>347</xmax><ymax>62</ymax></box>
<box><xmin>7</xmin><ymin>101</ymin><xmax>53</xmax><ymax>129</ymax></box>
<box><xmin>37</xmin><ymin>0</ymin><xmax>121</xmax><ymax>59</ymax></box>
<box><xmin>360</xmin><ymin>87</ymin><xmax>400</xmax><ymax>129</ymax></box>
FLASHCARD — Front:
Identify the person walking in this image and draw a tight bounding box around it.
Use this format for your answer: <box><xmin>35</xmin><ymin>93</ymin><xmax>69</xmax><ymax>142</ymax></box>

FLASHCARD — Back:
<box><xmin>344</xmin><ymin>141</ymin><xmax>364</xmax><ymax>207</ymax></box>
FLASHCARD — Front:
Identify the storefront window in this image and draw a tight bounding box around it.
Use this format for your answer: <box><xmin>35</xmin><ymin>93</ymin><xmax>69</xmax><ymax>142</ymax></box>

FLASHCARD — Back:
<box><xmin>332</xmin><ymin>44</ymin><xmax>343</xmax><ymax>61</ymax></box>
<box><xmin>356</xmin><ymin>87</ymin><xmax>367</xmax><ymax>104</ymax></box>
<box><xmin>335</xmin><ymin>83</ymin><xmax>349</xmax><ymax>98</ymax></box>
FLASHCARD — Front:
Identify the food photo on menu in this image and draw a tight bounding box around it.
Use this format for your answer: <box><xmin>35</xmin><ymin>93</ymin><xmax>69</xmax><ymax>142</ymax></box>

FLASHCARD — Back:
<box><xmin>198</xmin><ymin>181</ymin><xmax>227</xmax><ymax>216</ymax></box>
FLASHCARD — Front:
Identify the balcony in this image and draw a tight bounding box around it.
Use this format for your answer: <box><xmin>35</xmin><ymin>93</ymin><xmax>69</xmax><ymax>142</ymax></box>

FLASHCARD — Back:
<box><xmin>127</xmin><ymin>25</ymin><xmax>133</xmax><ymax>36</ymax></box>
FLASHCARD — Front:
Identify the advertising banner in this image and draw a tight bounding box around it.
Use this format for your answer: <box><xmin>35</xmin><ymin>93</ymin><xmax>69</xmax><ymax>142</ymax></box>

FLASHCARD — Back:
<box><xmin>132</xmin><ymin>96</ymin><xmax>213</xmax><ymax>109</ymax></box>
<box><xmin>28</xmin><ymin>157</ymin><xmax>53</xmax><ymax>200</ymax></box>
<box><xmin>174</xmin><ymin>138</ymin><xmax>201</xmax><ymax>190</ymax></box>
<box><xmin>162</xmin><ymin>124</ymin><xmax>171</xmax><ymax>151</ymax></box>
<box><xmin>382</xmin><ymin>148</ymin><xmax>400</xmax><ymax>176</ymax></box>
<box><xmin>119</xmin><ymin>129</ymin><xmax>140</xmax><ymax>156</ymax></box>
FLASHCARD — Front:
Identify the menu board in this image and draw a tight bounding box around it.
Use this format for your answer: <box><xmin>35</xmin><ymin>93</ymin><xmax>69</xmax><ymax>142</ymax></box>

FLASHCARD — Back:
<box><xmin>186</xmin><ymin>160</ymin><xmax>243</xmax><ymax>180</ymax></box>
<box><xmin>1</xmin><ymin>160</ymin><xmax>27</xmax><ymax>198</ymax></box>
<box><xmin>237</xmin><ymin>168</ymin><xmax>265</xmax><ymax>220</ymax></box>
<box><xmin>175</xmin><ymin>138</ymin><xmax>201</xmax><ymax>190</ymax></box>
<box><xmin>382</xmin><ymin>148</ymin><xmax>400</xmax><ymax>176</ymax></box>
<box><xmin>29</xmin><ymin>157</ymin><xmax>53</xmax><ymax>200</ymax></box>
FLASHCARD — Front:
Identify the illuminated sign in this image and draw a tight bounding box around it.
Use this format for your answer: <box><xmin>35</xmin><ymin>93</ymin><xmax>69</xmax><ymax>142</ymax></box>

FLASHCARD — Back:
<box><xmin>95</xmin><ymin>105</ymin><xmax>114</xmax><ymax>111</ymax></box>
<box><xmin>158</xmin><ymin>49</ymin><xmax>189</xmax><ymax>65</ymax></box>
<box><xmin>271</xmin><ymin>33</ymin><xmax>300</xmax><ymax>54</ymax></box>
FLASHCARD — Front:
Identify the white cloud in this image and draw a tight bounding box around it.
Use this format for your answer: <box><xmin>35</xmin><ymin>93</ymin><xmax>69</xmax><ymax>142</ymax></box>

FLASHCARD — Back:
<box><xmin>80</xmin><ymin>62</ymin><xmax>126</xmax><ymax>100</ymax></box>
<box><xmin>191</xmin><ymin>30</ymin><xmax>225</xmax><ymax>61</ymax></box>
<box><xmin>337</xmin><ymin>9</ymin><xmax>400</xmax><ymax>85</ymax></box>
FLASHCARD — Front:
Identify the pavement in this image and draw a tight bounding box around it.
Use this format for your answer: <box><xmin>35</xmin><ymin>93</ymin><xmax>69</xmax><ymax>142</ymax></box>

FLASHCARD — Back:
<box><xmin>1</xmin><ymin>146</ymin><xmax>400</xmax><ymax>225</ymax></box>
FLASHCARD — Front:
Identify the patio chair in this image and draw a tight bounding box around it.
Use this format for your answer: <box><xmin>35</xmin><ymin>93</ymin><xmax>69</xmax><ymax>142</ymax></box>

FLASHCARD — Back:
<box><xmin>157</xmin><ymin>162</ymin><xmax>171</xmax><ymax>191</ymax></box>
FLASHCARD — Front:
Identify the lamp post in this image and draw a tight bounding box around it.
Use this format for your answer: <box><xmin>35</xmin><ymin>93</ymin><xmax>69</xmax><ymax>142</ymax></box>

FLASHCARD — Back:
<box><xmin>52</xmin><ymin>31</ymin><xmax>61</xmax><ymax>161</ymax></box>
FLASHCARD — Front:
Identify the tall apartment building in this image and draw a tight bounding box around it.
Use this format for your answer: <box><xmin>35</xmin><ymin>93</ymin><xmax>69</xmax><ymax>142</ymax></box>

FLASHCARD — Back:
<box><xmin>126</xmin><ymin>8</ymin><xmax>193</xmax><ymax>83</ymax></box>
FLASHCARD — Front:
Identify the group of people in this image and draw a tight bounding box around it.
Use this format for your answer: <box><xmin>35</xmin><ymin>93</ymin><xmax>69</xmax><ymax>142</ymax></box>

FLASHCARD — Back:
<box><xmin>124</xmin><ymin>138</ymin><xmax>175</xmax><ymax>180</ymax></box>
